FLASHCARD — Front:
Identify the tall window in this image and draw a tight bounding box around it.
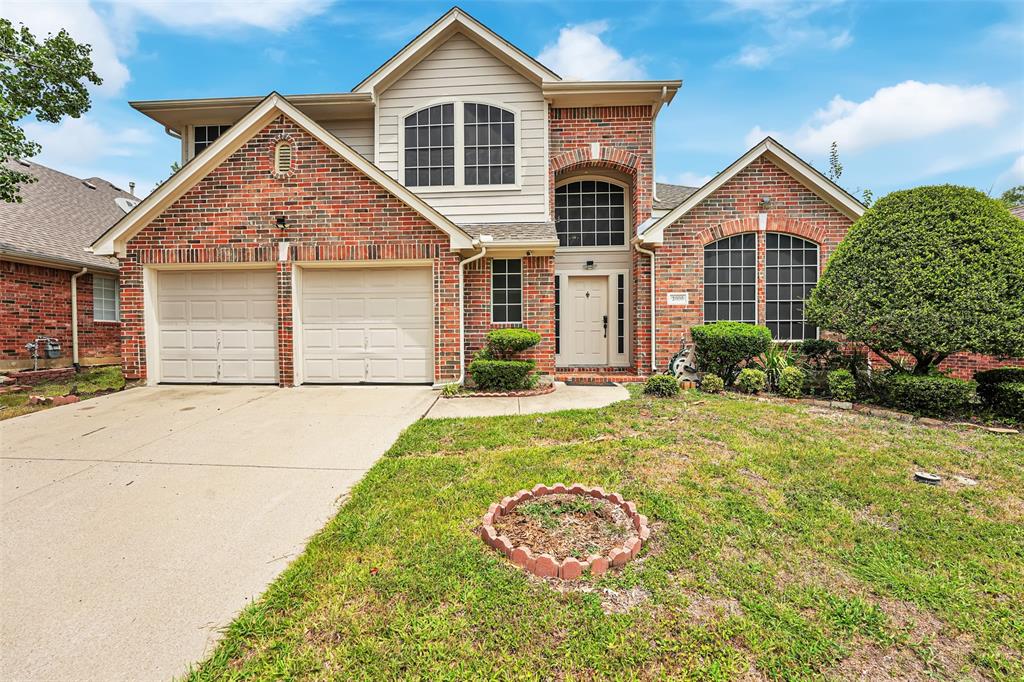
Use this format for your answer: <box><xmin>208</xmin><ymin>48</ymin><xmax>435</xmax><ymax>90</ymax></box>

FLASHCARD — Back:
<box><xmin>554</xmin><ymin>180</ymin><xmax>627</xmax><ymax>247</ymax></box>
<box><xmin>93</xmin><ymin>275</ymin><xmax>118</xmax><ymax>322</ymax></box>
<box><xmin>766</xmin><ymin>234</ymin><xmax>819</xmax><ymax>340</ymax></box>
<box><xmin>491</xmin><ymin>259</ymin><xmax>522</xmax><ymax>324</ymax></box>
<box><xmin>703</xmin><ymin>234</ymin><xmax>756</xmax><ymax>323</ymax></box>
<box><xmin>464</xmin><ymin>104</ymin><xmax>515</xmax><ymax>185</ymax></box>
<box><xmin>403</xmin><ymin>104</ymin><xmax>454</xmax><ymax>187</ymax></box>
<box><xmin>193</xmin><ymin>125</ymin><xmax>230</xmax><ymax>156</ymax></box>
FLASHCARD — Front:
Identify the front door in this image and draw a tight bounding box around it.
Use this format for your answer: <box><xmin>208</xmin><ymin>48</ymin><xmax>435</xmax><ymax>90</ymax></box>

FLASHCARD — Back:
<box><xmin>567</xmin><ymin>275</ymin><xmax>608</xmax><ymax>365</ymax></box>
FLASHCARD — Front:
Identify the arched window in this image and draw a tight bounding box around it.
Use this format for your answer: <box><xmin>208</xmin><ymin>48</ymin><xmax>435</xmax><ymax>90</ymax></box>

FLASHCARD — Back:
<box><xmin>554</xmin><ymin>179</ymin><xmax>627</xmax><ymax>247</ymax></box>
<box><xmin>703</xmin><ymin>233</ymin><xmax>756</xmax><ymax>323</ymax></box>
<box><xmin>274</xmin><ymin>141</ymin><xmax>293</xmax><ymax>174</ymax></box>
<box><xmin>403</xmin><ymin>103</ymin><xmax>455</xmax><ymax>187</ymax></box>
<box><xmin>766</xmin><ymin>233</ymin><xmax>819</xmax><ymax>340</ymax></box>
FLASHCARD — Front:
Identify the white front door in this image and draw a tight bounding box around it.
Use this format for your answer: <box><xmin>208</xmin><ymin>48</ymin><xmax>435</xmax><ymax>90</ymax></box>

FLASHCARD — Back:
<box><xmin>300</xmin><ymin>267</ymin><xmax>433</xmax><ymax>384</ymax></box>
<box><xmin>567</xmin><ymin>275</ymin><xmax>608</xmax><ymax>365</ymax></box>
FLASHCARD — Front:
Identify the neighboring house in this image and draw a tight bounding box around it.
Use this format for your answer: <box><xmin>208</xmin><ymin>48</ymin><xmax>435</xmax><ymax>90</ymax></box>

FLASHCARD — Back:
<box><xmin>1</xmin><ymin>160</ymin><xmax>137</xmax><ymax>371</ymax></box>
<box><xmin>1010</xmin><ymin>204</ymin><xmax>1024</xmax><ymax>221</ymax></box>
<box><xmin>86</xmin><ymin>8</ymin><xmax>1006</xmax><ymax>386</ymax></box>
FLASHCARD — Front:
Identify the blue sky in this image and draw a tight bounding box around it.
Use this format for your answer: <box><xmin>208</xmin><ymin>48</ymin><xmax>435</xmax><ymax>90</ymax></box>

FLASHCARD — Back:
<box><xmin>9</xmin><ymin>0</ymin><xmax>1024</xmax><ymax>201</ymax></box>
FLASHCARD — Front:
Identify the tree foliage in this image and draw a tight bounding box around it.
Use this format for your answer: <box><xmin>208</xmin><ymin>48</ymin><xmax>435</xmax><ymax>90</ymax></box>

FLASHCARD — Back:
<box><xmin>1</xmin><ymin>19</ymin><xmax>102</xmax><ymax>202</ymax></box>
<box><xmin>807</xmin><ymin>185</ymin><xmax>1024</xmax><ymax>374</ymax></box>
<box><xmin>1001</xmin><ymin>185</ymin><xmax>1024</xmax><ymax>207</ymax></box>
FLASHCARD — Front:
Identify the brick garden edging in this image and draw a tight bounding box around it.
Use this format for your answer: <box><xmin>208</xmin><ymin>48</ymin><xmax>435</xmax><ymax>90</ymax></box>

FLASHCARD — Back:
<box><xmin>478</xmin><ymin>484</ymin><xmax>650</xmax><ymax>580</ymax></box>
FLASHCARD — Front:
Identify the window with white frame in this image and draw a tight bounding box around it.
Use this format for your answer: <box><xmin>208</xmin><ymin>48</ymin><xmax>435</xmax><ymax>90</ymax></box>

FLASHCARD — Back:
<box><xmin>464</xmin><ymin>104</ymin><xmax>515</xmax><ymax>185</ymax></box>
<box><xmin>93</xmin><ymin>275</ymin><xmax>118</xmax><ymax>322</ymax></box>
<box><xmin>403</xmin><ymin>103</ymin><xmax>454</xmax><ymax>187</ymax></box>
<box><xmin>703</xmin><ymin>234</ymin><xmax>756</xmax><ymax>323</ymax></box>
<box><xmin>491</xmin><ymin>259</ymin><xmax>522</xmax><ymax>324</ymax></box>
<box><xmin>193</xmin><ymin>125</ymin><xmax>230</xmax><ymax>156</ymax></box>
<box><xmin>766</xmin><ymin>234</ymin><xmax>819</xmax><ymax>340</ymax></box>
<box><xmin>554</xmin><ymin>180</ymin><xmax>627</xmax><ymax>247</ymax></box>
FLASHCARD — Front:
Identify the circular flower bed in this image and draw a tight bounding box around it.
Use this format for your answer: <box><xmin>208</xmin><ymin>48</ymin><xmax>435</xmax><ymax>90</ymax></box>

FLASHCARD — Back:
<box><xmin>478</xmin><ymin>484</ymin><xmax>650</xmax><ymax>580</ymax></box>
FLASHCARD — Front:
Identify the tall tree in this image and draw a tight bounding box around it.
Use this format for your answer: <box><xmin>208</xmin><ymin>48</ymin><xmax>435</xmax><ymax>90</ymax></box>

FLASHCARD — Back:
<box><xmin>1001</xmin><ymin>185</ymin><xmax>1024</xmax><ymax>207</ymax></box>
<box><xmin>0</xmin><ymin>19</ymin><xmax>102</xmax><ymax>202</ymax></box>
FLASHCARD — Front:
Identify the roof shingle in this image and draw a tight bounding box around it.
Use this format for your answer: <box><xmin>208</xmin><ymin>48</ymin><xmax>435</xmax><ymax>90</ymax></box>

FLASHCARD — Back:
<box><xmin>459</xmin><ymin>221</ymin><xmax>558</xmax><ymax>243</ymax></box>
<box><xmin>654</xmin><ymin>182</ymin><xmax>699</xmax><ymax>211</ymax></box>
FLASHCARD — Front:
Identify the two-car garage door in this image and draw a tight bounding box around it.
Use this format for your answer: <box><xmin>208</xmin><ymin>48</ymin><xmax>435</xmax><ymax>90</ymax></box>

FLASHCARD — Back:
<box><xmin>154</xmin><ymin>267</ymin><xmax>433</xmax><ymax>384</ymax></box>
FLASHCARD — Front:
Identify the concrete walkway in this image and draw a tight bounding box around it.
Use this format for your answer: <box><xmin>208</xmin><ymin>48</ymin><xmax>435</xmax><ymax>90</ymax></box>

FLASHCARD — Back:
<box><xmin>0</xmin><ymin>385</ymin><xmax>437</xmax><ymax>682</ymax></box>
<box><xmin>425</xmin><ymin>381</ymin><xmax>629</xmax><ymax>418</ymax></box>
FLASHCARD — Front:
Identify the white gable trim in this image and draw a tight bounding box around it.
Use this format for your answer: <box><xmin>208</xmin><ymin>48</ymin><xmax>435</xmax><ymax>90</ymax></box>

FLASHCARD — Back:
<box><xmin>90</xmin><ymin>93</ymin><xmax>475</xmax><ymax>256</ymax></box>
<box><xmin>638</xmin><ymin>137</ymin><xmax>865</xmax><ymax>246</ymax></box>
<box><xmin>353</xmin><ymin>7</ymin><xmax>560</xmax><ymax>95</ymax></box>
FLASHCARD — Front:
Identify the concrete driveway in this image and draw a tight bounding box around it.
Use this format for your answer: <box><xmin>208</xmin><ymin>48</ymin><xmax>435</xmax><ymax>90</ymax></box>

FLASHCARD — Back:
<box><xmin>0</xmin><ymin>385</ymin><xmax>437</xmax><ymax>681</ymax></box>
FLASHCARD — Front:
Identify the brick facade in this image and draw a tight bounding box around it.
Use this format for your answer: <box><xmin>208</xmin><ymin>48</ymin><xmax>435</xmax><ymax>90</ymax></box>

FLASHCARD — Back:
<box><xmin>120</xmin><ymin>114</ymin><xmax>462</xmax><ymax>386</ymax></box>
<box><xmin>1</xmin><ymin>260</ymin><xmax>120</xmax><ymax>370</ymax></box>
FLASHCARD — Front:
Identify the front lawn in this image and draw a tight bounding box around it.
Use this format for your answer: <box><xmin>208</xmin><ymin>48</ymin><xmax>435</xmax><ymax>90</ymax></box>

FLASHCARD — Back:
<box><xmin>189</xmin><ymin>389</ymin><xmax>1023</xmax><ymax>680</ymax></box>
<box><xmin>0</xmin><ymin>365</ymin><xmax>125</xmax><ymax>420</ymax></box>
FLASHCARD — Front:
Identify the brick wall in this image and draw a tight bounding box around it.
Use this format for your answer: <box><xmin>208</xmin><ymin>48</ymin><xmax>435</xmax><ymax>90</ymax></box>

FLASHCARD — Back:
<box><xmin>1</xmin><ymin>260</ymin><xmax>120</xmax><ymax>370</ymax></box>
<box><xmin>464</xmin><ymin>256</ymin><xmax>555</xmax><ymax>373</ymax></box>
<box><xmin>121</xmin><ymin>114</ymin><xmax>462</xmax><ymax>386</ymax></box>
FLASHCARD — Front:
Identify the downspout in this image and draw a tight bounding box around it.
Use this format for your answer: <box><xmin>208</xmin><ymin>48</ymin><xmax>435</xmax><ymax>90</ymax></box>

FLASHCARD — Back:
<box><xmin>633</xmin><ymin>242</ymin><xmax>657</xmax><ymax>372</ymax></box>
<box><xmin>70</xmin><ymin>267</ymin><xmax>88</xmax><ymax>370</ymax></box>
<box><xmin>454</xmin><ymin>241</ymin><xmax>487</xmax><ymax>386</ymax></box>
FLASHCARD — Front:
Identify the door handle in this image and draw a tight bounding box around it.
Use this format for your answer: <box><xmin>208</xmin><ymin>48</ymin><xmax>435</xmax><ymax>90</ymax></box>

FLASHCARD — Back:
<box><xmin>602</xmin><ymin>315</ymin><xmax>608</xmax><ymax>338</ymax></box>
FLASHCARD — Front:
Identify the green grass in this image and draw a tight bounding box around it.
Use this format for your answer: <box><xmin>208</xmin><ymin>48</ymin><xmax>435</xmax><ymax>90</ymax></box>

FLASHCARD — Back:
<box><xmin>187</xmin><ymin>388</ymin><xmax>1023</xmax><ymax>680</ymax></box>
<box><xmin>0</xmin><ymin>365</ymin><xmax>125</xmax><ymax>420</ymax></box>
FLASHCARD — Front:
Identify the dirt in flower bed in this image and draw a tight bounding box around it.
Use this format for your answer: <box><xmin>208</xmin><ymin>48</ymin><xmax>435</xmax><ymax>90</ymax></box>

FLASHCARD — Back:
<box><xmin>492</xmin><ymin>494</ymin><xmax>632</xmax><ymax>560</ymax></box>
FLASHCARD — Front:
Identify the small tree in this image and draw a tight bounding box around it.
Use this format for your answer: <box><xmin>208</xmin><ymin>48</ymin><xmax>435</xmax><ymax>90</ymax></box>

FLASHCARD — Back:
<box><xmin>807</xmin><ymin>185</ymin><xmax>1024</xmax><ymax>374</ymax></box>
<box><xmin>1001</xmin><ymin>185</ymin><xmax>1024</xmax><ymax>207</ymax></box>
<box><xmin>1</xmin><ymin>19</ymin><xmax>102</xmax><ymax>202</ymax></box>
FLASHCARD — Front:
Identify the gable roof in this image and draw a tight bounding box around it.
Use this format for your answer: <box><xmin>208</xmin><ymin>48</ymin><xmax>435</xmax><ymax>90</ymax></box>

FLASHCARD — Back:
<box><xmin>353</xmin><ymin>7</ymin><xmax>560</xmax><ymax>94</ymax></box>
<box><xmin>654</xmin><ymin>183</ymin><xmax>699</xmax><ymax>211</ymax></box>
<box><xmin>90</xmin><ymin>93</ymin><xmax>476</xmax><ymax>256</ymax></box>
<box><xmin>0</xmin><ymin>159</ymin><xmax>135</xmax><ymax>272</ymax></box>
<box><xmin>639</xmin><ymin>137</ymin><xmax>865</xmax><ymax>245</ymax></box>
<box><xmin>1010</xmin><ymin>204</ymin><xmax>1024</xmax><ymax>221</ymax></box>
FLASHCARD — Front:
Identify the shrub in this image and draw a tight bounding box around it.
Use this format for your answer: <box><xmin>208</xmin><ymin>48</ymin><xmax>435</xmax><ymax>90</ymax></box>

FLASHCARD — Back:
<box><xmin>988</xmin><ymin>382</ymin><xmax>1024</xmax><ymax>420</ymax></box>
<box><xmin>975</xmin><ymin>367</ymin><xmax>1024</xmax><ymax>404</ymax></box>
<box><xmin>644</xmin><ymin>374</ymin><xmax>680</xmax><ymax>397</ymax></box>
<box><xmin>440</xmin><ymin>382</ymin><xmax>461</xmax><ymax>397</ymax></box>
<box><xmin>827</xmin><ymin>369</ymin><xmax>856</xmax><ymax>402</ymax></box>
<box><xmin>700</xmin><ymin>373</ymin><xmax>724</xmax><ymax>394</ymax></box>
<box><xmin>468</xmin><ymin>359</ymin><xmax>536</xmax><ymax>391</ymax></box>
<box><xmin>485</xmin><ymin>328</ymin><xmax>541</xmax><ymax>359</ymax></box>
<box><xmin>754</xmin><ymin>343</ymin><xmax>796</xmax><ymax>391</ymax></box>
<box><xmin>879</xmin><ymin>374</ymin><xmax>977</xmax><ymax>417</ymax></box>
<box><xmin>807</xmin><ymin>185</ymin><xmax>1024</xmax><ymax>374</ymax></box>
<box><xmin>799</xmin><ymin>338</ymin><xmax>841</xmax><ymax>370</ymax></box>
<box><xmin>778</xmin><ymin>366</ymin><xmax>805</xmax><ymax>398</ymax></box>
<box><xmin>736</xmin><ymin>368</ymin><xmax>766</xmax><ymax>394</ymax></box>
<box><xmin>691</xmin><ymin>322</ymin><xmax>773</xmax><ymax>385</ymax></box>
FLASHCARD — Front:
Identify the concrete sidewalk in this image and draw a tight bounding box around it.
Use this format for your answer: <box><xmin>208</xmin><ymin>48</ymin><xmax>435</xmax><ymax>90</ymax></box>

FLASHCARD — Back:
<box><xmin>425</xmin><ymin>382</ymin><xmax>629</xmax><ymax>418</ymax></box>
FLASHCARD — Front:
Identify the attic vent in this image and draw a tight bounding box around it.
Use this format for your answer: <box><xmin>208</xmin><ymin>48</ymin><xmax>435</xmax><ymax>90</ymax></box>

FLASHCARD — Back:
<box><xmin>274</xmin><ymin>141</ymin><xmax>293</xmax><ymax>174</ymax></box>
<box><xmin>82</xmin><ymin>180</ymin><xmax>97</xmax><ymax>190</ymax></box>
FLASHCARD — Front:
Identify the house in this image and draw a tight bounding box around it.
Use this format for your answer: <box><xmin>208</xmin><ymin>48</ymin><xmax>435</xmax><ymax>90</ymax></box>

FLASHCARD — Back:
<box><xmin>91</xmin><ymin>6</ymin><xmax>969</xmax><ymax>387</ymax></box>
<box><xmin>0</xmin><ymin>159</ymin><xmax>137</xmax><ymax>373</ymax></box>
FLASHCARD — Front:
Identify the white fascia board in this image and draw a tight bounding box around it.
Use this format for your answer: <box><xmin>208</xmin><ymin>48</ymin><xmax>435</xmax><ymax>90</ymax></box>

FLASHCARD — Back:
<box><xmin>639</xmin><ymin>137</ymin><xmax>865</xmax><ymax>246</ymax></box>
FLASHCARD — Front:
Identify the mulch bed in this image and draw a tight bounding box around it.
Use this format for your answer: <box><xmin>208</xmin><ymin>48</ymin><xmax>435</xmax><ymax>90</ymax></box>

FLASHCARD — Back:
<box><xmin>492</xmin><ymin>493</ymin><xmax>632</xmax><ymax>560</ymax></box>
<box><xmin>444</xmin><ymin>383</ymin><xmax>556</xmax><ymax>399</ymax></box>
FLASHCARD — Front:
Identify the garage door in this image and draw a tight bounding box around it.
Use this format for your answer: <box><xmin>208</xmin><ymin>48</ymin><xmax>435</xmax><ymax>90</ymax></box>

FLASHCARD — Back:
<box><xmin>157</xmin><ymin>269</ymin><xmax>277</xmax><ymax>384</ymax></box>
<box><xmin>300</xmin><ymin>267</ymin><xmax>432</xmax><ymax>383</ymax></box>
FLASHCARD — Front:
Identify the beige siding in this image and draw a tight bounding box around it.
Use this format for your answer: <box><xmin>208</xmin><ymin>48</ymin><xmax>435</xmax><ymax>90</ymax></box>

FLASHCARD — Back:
<box><xmin>323</xmin><ymin>119</ymin><xmax>374</xmax><ymax>160</ymax></box>
<box><xmin>376</xmin><ymin>32</ymin><xmax>547</xmax><ymax>224</ymax></box>
<box><xmin>554</xmin><ymin>249</ymin><xmax>632</xmax><ymax>272</ymax></box>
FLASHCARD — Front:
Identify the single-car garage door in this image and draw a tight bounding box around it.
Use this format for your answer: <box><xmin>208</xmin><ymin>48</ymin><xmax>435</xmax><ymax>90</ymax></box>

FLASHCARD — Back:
<box><xmin>300</xmin><ymin>267</ymin><xmax>432</xmax><ymax>383</ymax></box>
<box><xmin>157</xmin><ymin>269</ymin><xmax>277</xmax><ymax>384</ymax></box>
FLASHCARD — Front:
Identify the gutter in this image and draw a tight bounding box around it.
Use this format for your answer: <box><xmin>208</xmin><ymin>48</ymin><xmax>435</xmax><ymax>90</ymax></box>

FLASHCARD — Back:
<box><xmin>71</xmin><ymin>267</ymin><xmax>88</xmax><ymax>370</ymax></box>
<box><xmin>633</xmin><ymin>240</ymin><xmax>657</xmax><ymax>372</ymax></box>
<box><xmin>452</xmin><ymin>241</ymin><xmax>487</xmax><ymax>387</ymax></box>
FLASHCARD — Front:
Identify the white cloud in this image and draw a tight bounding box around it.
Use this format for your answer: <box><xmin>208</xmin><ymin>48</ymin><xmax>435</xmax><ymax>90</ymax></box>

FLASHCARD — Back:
<box><xmin>998</xmin><ymin>155</ymin><xmax>1024</xmax><ymax>188</ymax></box>
<box><xmin>120</xmin><ymin>0</ymin><xmax>333</xmax><ymax>32</ymax></box>
<box><xmin>537</xmin><ymin>21</ymin><xmax>645</xmax><ymax>80</ymax></box>
<box><xmin>746</xmin><ymin>81</ymin><xmax>1011</xmax><ymax>155</ymax></box>
<box><xmin>666</xmin><ymin>171</ymin><xmax>713</xmax><ymax>187</ymax></box>
<box><xmin>23</xmin><ymin>115</ymin><xmax>154</xmax><ymax>166</ymax></box>
<box><xmin>716</xmin><ymin>0</ymin><xmax>853</xmax><ymax>69</ymax></box>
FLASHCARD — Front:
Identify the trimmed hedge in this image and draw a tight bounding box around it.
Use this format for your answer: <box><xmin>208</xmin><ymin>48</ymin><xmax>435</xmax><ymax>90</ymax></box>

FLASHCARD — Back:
<box><xmin>485</xmin><ymin>328</ymin><xmax>541</xmax><ymax>359</ymax></box>
<box><xmin>988</xmin><ymin>382</ymin><xmax>1024</xmax><ymax>419</ymax></box>
<box><xmin>736</xmin><ymin>368</ymin><xmax>767</xmax><ymax>394</ymax></box>
<box><xmin>691</xmin><ymin>322</ymin><xmax>773</xmax><ymax>385</ymax></box>
<box><xmin>644</xmin><ymin>374</ymin><xmax>680</xmax><ymax>397</ymax></box>
<box><xmin>778</xmin><ymin>366</ymin><xmax>805</xmax><ymax>398</ymax></box>
<box><xmin>880</xmin><ymin>374</ymin><xmax>976</xmax><ymax>417</ymax></box>
<box><xmin>700</xmin><ymin>373</ymin><xmax>725</xmax><ymax>394</ymax></box>
<box><xmin>975</xmin><ymin>367</ymin><xmax>1024</xmax><ymax>403</ymax></box>
<box><xmin>827</xmin><ymin>369</ymin><xmax>856</xmax><ymax>402</ymax></box>
<box><xmin>468</xmin><ymin>359</ymin><xmax>536</xmax><ymax>391</ymax></box>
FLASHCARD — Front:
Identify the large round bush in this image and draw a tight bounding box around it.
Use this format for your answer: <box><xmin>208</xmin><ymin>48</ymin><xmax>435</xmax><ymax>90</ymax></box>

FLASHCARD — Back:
<box><xmin>691</xmin><ymin>322</ymin><xmax>772</xmax><ymax>385</ymax></box>
<box><xmin>807</xmin><ymin>186</ymin><xmax>1024</xmax><ymax>374</ymax></box>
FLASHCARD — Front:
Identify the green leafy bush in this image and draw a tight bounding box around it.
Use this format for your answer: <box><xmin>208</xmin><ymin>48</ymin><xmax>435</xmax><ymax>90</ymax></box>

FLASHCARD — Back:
<box><xmin>988</xmin><ymin>382</ymin><xmax>1024</xmax><ymax>420</ymax></box>
<box><xmin>799</xmin><ymin>339</ymin><xmax>841</xmax><ymax>370</ymax></box>
<box><xmin>975</xmin><ymin>367</ymin><xmax>1024</xmax><ymax>404</ymax></box>
<box><xmin>807</xmin><ymin>185</ymin><xmax>1024</xmax><ymax>374</ymax></box>
<box><xmin>754</xmin><ymin>343</ymin><xmax>796</xmax><ymax>391</ymax></box>
<box><xmin>736</xmin><ymin>368</ymin><xmax>766</xmax><ymax>394</ymax></box>
<box><xmin>778</xmin><ymin>366</ymin><xmax>805</xmax><ymax>398</ymax></box>
<box><xmin>691</xmin><ymin>322</ymin><xmax>773</xmax><ymax>385</ymax></box>
<box><xmin>440</xmin><ymin>383</ymin><xmax>461</xmax><ymax>397</ymax></box>
<box><xmin>700</xmin><ymin>373</ymin><xmax>724</xmax><ymax>394</ymax></box>
<box><xmin>827</xmin><ymin>369</ymin><xmax>856</xmax><ymax>402</ymax></box>
<box><xmin>468</xmin><ymin>359</ymin><xmax>536</xmax><ymax>391</ymax></box>
<box><xmin>879</xmin><ymin>374</ymin><xmax>977</xmax><ymax>417</ymax></box>
<box><xmin>485</xmin><ymin>328</ymin><xmax>541</xmax><ymax>359</ymax></box>
<box><xmin>644</xmin><ymin>374</ymin><xmax>680</xmax><ymax>397</ymax></box>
